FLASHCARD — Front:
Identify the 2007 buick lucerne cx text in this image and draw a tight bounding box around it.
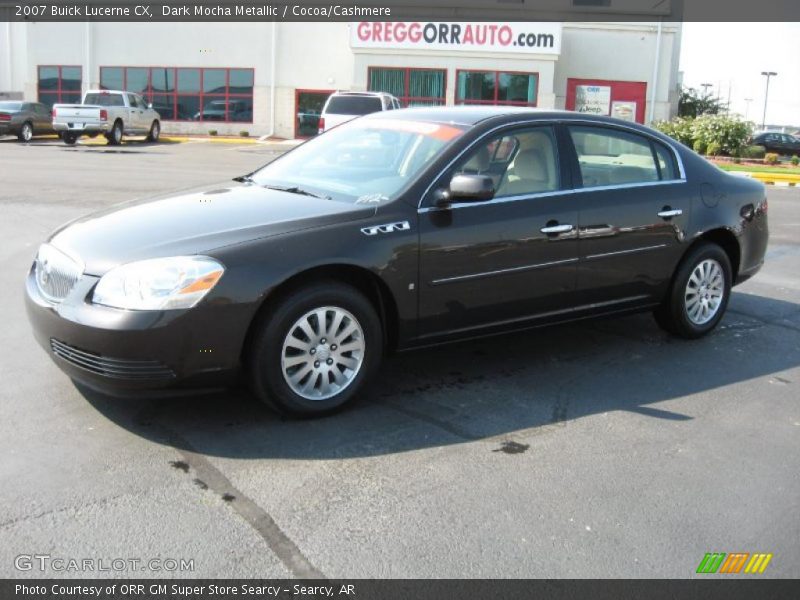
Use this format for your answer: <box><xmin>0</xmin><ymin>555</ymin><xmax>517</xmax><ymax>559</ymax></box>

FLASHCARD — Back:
<box><xmin>26</xmin><ymin>107</ymin><xmax>769</xmax><ymax>416</ymax></box>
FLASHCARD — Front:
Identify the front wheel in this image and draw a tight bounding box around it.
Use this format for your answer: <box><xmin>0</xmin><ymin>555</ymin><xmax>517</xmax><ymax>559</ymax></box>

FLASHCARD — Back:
<box><xmin>61</xmin><ymin>132</ymin><xmax>79</xmax><ymax>145</ymax></box>
<box><xmin>248</xmin><ymin>282</ymin><xmax>383</xmax><ymax>417</ymax></box>
<box><xmin>147</xmin><ymin>120</ymin><xmax>160</xmax><ymax>142</ymax></box>
<box><xmin>654</xmin><ymin>242</ymin><xmax>732</xmax><ymax>339</ymax></box>
<box><xmin>18</xmin><ymin>121</ymin><xmax>33</xmax><ymax>142</ymax></box>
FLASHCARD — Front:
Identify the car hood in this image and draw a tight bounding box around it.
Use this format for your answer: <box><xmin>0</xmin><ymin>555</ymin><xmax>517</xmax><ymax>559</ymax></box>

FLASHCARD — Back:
<box><xmin>49</xmin><ymin>184</ymin><xmax>376</xmax><ymax>275</ymax></box>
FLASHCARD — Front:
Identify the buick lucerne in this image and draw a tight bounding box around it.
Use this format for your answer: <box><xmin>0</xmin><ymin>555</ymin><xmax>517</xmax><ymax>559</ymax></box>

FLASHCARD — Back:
<box><xmin>26</xmin><ymin>108</ymin><xmax>769</xmax><ymax>416</ymax></box>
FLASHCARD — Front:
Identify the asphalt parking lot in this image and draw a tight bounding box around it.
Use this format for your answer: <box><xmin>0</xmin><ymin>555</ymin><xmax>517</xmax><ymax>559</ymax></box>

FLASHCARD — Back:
<box><xmin>1</xmin><ymin>136</ymin><xmax>798</xmax><ymax>578</ymax></box>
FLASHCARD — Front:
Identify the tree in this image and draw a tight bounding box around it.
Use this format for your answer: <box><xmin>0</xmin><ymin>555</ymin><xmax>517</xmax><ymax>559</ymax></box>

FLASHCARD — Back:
<box><xmin>678</xmin><ymin>86</ymin><xmax>725</xmax><ymax>118</ymax></box>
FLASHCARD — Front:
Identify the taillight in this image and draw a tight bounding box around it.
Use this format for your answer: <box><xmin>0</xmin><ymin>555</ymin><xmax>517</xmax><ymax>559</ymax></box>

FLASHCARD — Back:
<box><xmin>317</xmin><ymin>117</ymin><xmax>325</xmax><ymax>134</ymax></box>
<box><xmin>100</xmin><ymin>109</ymin><xmax>108</xmax><ymax>121</ymax></box>
<box><xmin>0</xmin><ymin>113</ymin><xmax>11</xmax><ymax>122</ymax></box>
<box><xmin>51</xmin><ymin>108</ymin><xmax>57</xmax><ymax>118</ymax></box>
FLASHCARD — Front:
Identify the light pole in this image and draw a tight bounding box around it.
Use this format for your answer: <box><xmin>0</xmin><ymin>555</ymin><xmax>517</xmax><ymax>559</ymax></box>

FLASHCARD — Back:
<box><xmin>761</xmin><ymin>71</ymin><xmax>777</xmax><ymax>131</ymax></box>
<box><xmin>744</xmin><ymin>98</ymin><xmax>753</xmax><ymax>120</ymax></box>
<box><xmin>700</xmin><ymin>83</ymin><xmax>713</xmax><ymax>96</ymax></box>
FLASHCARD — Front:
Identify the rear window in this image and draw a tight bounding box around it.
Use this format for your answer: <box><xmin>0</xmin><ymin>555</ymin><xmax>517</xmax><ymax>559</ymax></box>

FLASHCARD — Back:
<box><xmin>0</xmin><ymin>102</ymin><xmax>22</xmax><ymax>111</ymax></box>
<box><xmin>325</xmin><ymin>96</ymin><xmax>383</xmax><ymax>116</ymax></box>
<box><xmin>83</xmin><ymin>93</ymin><xmax>125</xmax><ymax>107</ymax></box>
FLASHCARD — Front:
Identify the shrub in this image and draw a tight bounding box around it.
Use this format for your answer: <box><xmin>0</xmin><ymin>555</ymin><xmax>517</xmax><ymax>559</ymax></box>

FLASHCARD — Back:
<box><xmin>693</xmin><ymin>139</ymin><xmax>707</xmax><ymax>155</ymax></box>
<box><xmin>208</xmin><ymin>129</ymin><xmax>218</xmax><ymax>136</ymax></box>
<box><xmin>765</xmin><ymin>153</ymin><xmax>779</xmax><ymax>165</ymax></box>
<box><xmin>654</xmin><ymin>117</ymin><xmax>694</xmax><ymax>147</ymax></box>
<box><xmin>691</xmin><ymin>114</ymin><xmax>753</xmax><ymax>156</ymax></box>
<box><xmin>792</xmin><ymin>155</ymin><xmax>799</xmax><ymax>166</ymax></box>
<box><xmin>741</xmin><ymin>145</ymin><xmax>766</xmax><ymax>159</ymax></box>
<box><xmin>239</xmin><ymin>130</ymin><xmax>249</xmax><ymax>137</ymax></box>
<box><xmin>705</xmin><ymin>141</ymin><xmax>722</xmax><ymax>156</ymax></box>
<box><xmin>733</xmin><ymin>156</ymin><xmax>741</xmax><ymax>164</ymax></box>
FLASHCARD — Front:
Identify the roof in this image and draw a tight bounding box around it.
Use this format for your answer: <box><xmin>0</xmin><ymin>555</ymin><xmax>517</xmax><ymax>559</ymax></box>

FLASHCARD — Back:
<box><xmin>363</xmin><ymin>105</ymin><xmax>658</xmax><ymax>133</ymax></box>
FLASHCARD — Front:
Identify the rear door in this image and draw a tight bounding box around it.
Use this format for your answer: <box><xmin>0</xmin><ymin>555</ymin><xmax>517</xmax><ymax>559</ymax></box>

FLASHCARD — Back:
<box><xmin>418</xmin><ymin>124</ymin><xmax>580</xmax><ymax>338</ymax></box>
<box><xmin>565</xmin><ymin>124</ymin><xmax>690</xmax><ymax>305</ymax></box>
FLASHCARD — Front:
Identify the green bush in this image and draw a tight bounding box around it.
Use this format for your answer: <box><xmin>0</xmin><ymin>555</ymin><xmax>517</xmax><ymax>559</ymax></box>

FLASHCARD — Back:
<box><xmin>741</xmin><ymin>145</ymin><xmax>766</xmax><ymax>159</ymax></box>
<box><xmin>208</xmin><ymin>129</ymin><xmax>218</xmax><ymax>136</ymax></box>
<box><xmin>655</xmin><ymin>114</ymin><xmax>753</xmax><ymax>157</ymax></box>
<box><xmin>705</xmin><ymin>141</ymin><xmax>722</xmax><ymax>156</ymax></box>
<box><xmin>693</xmin><ymin>139</ymin><xmax>707</xmax><ymax>155</ymax></box>
<box><xmin>791</xmin><ymin>155</ymin><xmax>799</xmax><ymax>166</ymax></box>
<box><xmin>239</xmin><ymin>130</ymin><xmax>249</xmax><ymax>137</ymax></box>
<box><xmin>765</xmin><ymin>153</ymin><xmax>779</xmax><ymax>165</ymax></box>
<box><xmin>733</xmin><ymin>156</ymin><xmax>741</xmax><ymax>164</ymax></box>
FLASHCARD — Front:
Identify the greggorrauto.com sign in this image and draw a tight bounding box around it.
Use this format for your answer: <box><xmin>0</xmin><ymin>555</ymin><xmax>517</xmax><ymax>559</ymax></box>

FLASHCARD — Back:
<box><xmin>351</xmin><ymin>22</ymin><xmax>562</xmax><ymax>55</ymax></box>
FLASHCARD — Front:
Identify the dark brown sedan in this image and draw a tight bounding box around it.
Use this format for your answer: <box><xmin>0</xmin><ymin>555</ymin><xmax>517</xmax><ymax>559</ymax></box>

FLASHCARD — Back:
<box><xmin>0</xmin><ymin>101</ymin><xmax>54</xmax><ymax>142</ymax></box>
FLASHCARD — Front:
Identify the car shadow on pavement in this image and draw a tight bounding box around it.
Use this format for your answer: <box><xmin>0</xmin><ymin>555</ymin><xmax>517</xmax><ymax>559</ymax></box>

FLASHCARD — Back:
<box><xmin>78</xmin><ymin>291</ymin><xmax>800</xmax><ymax>460</ymax></box>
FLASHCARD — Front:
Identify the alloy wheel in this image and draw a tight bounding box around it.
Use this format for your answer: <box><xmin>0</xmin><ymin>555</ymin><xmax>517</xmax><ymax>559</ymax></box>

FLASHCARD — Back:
<box><xmin>21</xmin><ymin>123</ymin><xmax>33</xmax><ymax>142</ymax></box>
<box><xmin>281</xmin><ymin>306</ymin><xmax>365</xmax><ymax>401</ymax></box>
<box><xmin>684</xmin><ymin>258</ymin><xmax>725</xmax><ymax>325</ymax></box>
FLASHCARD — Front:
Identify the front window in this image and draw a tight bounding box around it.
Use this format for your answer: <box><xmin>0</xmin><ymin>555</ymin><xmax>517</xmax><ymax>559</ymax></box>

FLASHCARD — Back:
<box><xmin>38</xmin><ymin>66</ymin><xmax>82</xmax><ymax>108</ymax></box>
<box><xmin>368</xmin><ymin>67</ymin><xmax>447</xmax><ymax>107</ymax></box>
<box><xmin>251</xmin><ymin>118</ymin><xmax>467</xmax><ymax>203</ymax></box>
<box><xmin>456</xmin><ymin>70</ymin><xmax>538</xmax><ymax>106</ymax></box>
<box><xmin>99</xmin><ymin>66</ymin><xmax>254</xmax><ymax>122</ymax></box>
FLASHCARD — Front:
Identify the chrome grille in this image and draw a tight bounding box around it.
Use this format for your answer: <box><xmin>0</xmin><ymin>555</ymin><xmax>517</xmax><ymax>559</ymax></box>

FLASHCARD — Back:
<box><xmin>34</xmin><ymin>244</ymin><xmax>83</xmax><ymax>303</ymax></box>
<box><xmin>50</xmin><ymin>339</ymin><xmax>176</xmax><ymax>380</ymax></box>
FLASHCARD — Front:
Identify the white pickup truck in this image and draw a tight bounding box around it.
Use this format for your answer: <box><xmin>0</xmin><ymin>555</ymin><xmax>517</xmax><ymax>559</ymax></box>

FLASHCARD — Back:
<box><xmin>52</xmin><ymin>90</ymin><xmax>161</xmax><ymax>145</ymax></box>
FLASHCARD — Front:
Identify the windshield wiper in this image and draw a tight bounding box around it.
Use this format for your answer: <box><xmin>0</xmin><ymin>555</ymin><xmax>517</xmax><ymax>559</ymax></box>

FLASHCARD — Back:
<box><xmin>232</xmin><ymin>174</ymin><xmax>255</xmax><ymax>183</ymax></box>
<box><xmin>262</xmin><ymin>185</ymin><xmax>330</xmax><ymax>200</ymax></box>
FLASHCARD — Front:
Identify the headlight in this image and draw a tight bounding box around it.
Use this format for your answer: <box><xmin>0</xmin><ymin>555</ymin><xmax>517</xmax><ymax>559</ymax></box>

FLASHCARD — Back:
<box><xmin>92</xmin><ymin>256</ymin><xmax>225</xmax><ymax>310</ymax></box>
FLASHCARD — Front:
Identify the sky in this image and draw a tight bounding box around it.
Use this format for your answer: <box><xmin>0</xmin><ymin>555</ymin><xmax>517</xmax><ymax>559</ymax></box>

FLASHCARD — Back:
<box><xmin>680</xmin><ymin>23</ymin><xmax>800</xmax><ymax>127</ymax></box>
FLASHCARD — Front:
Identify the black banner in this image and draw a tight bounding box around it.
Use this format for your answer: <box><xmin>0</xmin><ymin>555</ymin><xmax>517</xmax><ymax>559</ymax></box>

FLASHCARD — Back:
<box><xmin>3</xmin><ymin>580</ymin><xmax>800</xmax><ymax>600</ymax></box>
<box><xmin>2</xmin><ymin>0</ymin><xmax>800</xmax><ymax>22</ymax></box>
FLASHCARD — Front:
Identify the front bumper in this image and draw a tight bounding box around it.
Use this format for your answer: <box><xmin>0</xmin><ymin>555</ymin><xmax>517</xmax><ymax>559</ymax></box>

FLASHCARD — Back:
<box><xmin>25</xmin><ymin>267</ymin><xmax>247</xmax><ymax>397</ymax></box>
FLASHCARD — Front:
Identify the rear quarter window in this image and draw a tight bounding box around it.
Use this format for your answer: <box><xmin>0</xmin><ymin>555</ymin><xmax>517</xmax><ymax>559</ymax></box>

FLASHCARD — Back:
<box><xmin>325</xmin><ymin>96</ymin><xmax>383</xmax><ymax>116</ymax></box>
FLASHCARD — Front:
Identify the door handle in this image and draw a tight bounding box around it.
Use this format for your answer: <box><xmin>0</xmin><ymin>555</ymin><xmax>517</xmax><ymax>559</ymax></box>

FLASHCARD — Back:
<box><xmin>658</xmin><ymin>208</ymin><xmax>683</xmax><ymax>218</ymax></box>
<box><xmin>540</xmin><ymin>223</ymin><xmax>574</xmax><ymax>234</ymax></box>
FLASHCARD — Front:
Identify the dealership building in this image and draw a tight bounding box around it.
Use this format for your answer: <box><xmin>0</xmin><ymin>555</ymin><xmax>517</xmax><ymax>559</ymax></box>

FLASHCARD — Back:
<box><xmin>1</xmin><ymin>20</ymin><xmax>682</xmax><ymax>138</ymax></box>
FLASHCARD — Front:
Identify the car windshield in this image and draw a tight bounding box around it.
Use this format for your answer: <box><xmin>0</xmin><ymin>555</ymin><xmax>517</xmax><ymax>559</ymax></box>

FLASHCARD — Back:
<box><xmin>326</xmin><ymin>96</ymin><xmax>383</xmax><ymax>116</ymax></box>
<box><xmin>0</xmin><ymin>101</ymin><xmax>22</xmax><ymax>111</ymax></box>
<box><xmin>84</xmin><ymin>93</ymin><xmax>125</xmax><ymax>107</ymax></box>
<box><xmin>250</xmin><ymin>118</ymin><xmax>467</xmax><ymax>202</ymax></box>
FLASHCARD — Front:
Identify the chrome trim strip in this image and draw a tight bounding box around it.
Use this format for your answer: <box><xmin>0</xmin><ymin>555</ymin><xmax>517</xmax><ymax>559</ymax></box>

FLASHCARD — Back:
<box><xmin>431</xmin><ymin>257</ymin><xmax>579</xmax><ymax>285</ymax></box>
<box><xmin>585</xmin><ymin>244</ymin><xmax>667</xmax><ymax>260</ymax></box>
<box><xmin>418</xmin><ymin>117</ymin><xmax>687</xmax><ymax>211</ymax></box>
<box><xmin>416</xmin><ymin>294</ymin><xmax>651</xmax><ymax>339</ymax></box>
<box><xmin>569</xmin><ymin>179</ymin><xmax>686</xmax><ymax>195</ymax></box>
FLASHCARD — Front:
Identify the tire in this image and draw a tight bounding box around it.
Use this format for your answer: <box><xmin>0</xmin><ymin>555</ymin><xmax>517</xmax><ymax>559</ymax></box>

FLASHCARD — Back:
<box><xmin>18</xmin><ymin>121</ymin><xmax>33</xmax><ymax>142</ymax></box>
<box><xmin>248</xmin><ymin>281</ymin><xmax>383</xmax><ymax>417</ymax></box>
<box><xmin>147</xmin><ymin>120</ymin><xmax>160</xmax><ymax>142</ymax></box>
<box><xmin>654</xmin><ymin>242</ymin><xmax>732</xmax><ymax>339</ymax></box>
<box><xmin>106</xmin><ymin>120</ymin><xmax>123</xmax><ymax>145</ymax></box>
<box><xmin>61</xmin><ymin>132</ymin><xmax>79</xmax><ymax>146</ymax></box>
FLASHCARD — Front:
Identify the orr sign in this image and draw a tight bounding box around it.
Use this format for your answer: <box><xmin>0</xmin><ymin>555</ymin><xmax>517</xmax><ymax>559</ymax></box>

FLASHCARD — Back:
<box><xmin>351</xmin><ymin>22</ymin><xmax>562</xmax><ymax>55</ymax></box>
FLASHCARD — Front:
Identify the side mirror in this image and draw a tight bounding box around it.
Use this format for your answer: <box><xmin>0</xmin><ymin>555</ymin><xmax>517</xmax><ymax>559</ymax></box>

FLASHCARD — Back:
<box><xmin>436</xmin><ymin>174</ymin><xmax>495</xmax><ymax>206</ymax></box>
<box><xmin>147</xmin><ymin>103</ymin><xmax>153</xmax><ymax>109</ymax></box>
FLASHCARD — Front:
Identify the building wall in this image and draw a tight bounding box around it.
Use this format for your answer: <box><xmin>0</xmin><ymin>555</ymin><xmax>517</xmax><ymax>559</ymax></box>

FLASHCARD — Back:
<box><xmin>2</xmin><ymin>21</ymin><xmax>681</xmax><ymax>138</ymax></box>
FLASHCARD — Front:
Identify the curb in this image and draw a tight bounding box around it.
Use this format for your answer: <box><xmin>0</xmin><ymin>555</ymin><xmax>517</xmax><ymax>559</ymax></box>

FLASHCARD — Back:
<box><xmin>731</xmin><ymin>171</ymin><xmax>800</xmax><ymax>186</ymax></box>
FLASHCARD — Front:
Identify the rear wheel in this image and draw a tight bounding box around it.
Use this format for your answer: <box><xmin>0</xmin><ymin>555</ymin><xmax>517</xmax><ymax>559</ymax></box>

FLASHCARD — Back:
<box><xmin>147</xmin><ymin>120</ymin><xmax>160</xmax><ymax>142</ymax></box>
<box><xmin>248</xmin><ymin>282</ymin><xmax>383</xmax><ymax>417</ymax></box>
<box><xmin>18</xmin><ymin>121</ymin><xmax>33</xmax><ymax>142</ymax></box>
<box><xmin>106</xmin><ymin>120</ymin><xmax>123</xmax><ymax>145</ymax></box>
<box><xmin>61</xmin><ymin>132</ymin><xmax>79</xmax><ymax>146</ymax></box>
<box><xmin>654</xmin><ymin>242</ymin><xmax>732</xmax><ymax>339</ymax></box>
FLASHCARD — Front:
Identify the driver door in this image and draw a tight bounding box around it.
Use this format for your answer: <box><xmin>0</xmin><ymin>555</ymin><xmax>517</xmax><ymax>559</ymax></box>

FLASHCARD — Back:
<box><xmin>417</xmin><ymin>125</ymin><xmax>580</xmax><ymax>339</ymax></box>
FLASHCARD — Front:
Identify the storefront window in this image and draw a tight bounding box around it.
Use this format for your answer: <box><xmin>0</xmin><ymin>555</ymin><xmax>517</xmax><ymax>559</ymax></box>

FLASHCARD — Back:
<box><xmin>38</xmin><ymin>66</ymin><xmax>82</xmax><ymax>108</ymax></box>
<box><xmin>456</xmin><ymin>70</ymin><xmax>538</xmax><ymax>106</ymax></box>
<box><xmin>368</xmin><ymin>67</ymin><xmax>446</xmax><ymax>107</ymax></box>
<box><xmin>99</xmin><ymin>66</ymin><xmax>254</xmax><ymax>122</ymax></box>
<box><xmin>295</xmin><ymin>90</ymin><xmax>333</xmax><ymax>138</ymax></box>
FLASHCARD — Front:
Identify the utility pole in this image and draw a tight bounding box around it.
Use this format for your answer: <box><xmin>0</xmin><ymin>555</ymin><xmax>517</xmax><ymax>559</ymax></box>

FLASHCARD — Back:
<box><xmin>761</xmin><ymin>71</ymin><xmax>777</xmax><ymax>131</ymax></box>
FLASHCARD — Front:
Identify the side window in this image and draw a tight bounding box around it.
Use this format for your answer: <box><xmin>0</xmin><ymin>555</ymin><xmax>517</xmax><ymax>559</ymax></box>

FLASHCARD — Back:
<box><xmin>137</xmin><ymin>95</ymin><xmax>148</xmax><ymax>108</ymax></box>
<box><xmin>127</xmin><ymin>94</ymin><xmax>137</xmax><ymax>108</ymax></box>
<box><xmin>569</xmin><ymin>126</ymin><xmax>659</xmax><ymax>188</ymax></box>
<box><xmin>452</xmin><ymin>127</ymin><xmax>560</xmax><ymax>198</ymax></box>
<box><xmin>653</xmin><ymin>142</ymin><xmax>679</xmax><ymax>180</ymax></box>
